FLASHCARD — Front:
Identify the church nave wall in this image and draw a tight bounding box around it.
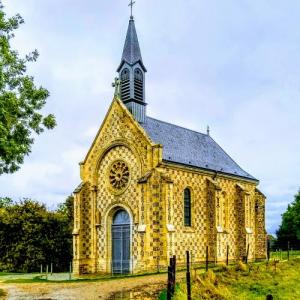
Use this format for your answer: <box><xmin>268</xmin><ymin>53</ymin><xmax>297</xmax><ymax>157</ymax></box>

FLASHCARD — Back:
<box><xmin>163</xmin><ymin>165</ymin><xmax>261</xmax><ymax>264</ymax></box>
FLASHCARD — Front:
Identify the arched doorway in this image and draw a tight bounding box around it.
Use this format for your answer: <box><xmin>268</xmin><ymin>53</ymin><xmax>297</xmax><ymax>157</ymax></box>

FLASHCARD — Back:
<box><xmin>112</xmin><ymin>209</ymin><xmax>131</xmax><ymax>274</ymax></box>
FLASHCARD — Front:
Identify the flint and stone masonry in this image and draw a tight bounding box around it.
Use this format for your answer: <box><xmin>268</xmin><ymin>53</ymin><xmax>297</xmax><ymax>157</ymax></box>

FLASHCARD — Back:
<box><xmin>72</xmin><ymin>16</ymin><xmax>266</xmax><ymax>275</ymax></box>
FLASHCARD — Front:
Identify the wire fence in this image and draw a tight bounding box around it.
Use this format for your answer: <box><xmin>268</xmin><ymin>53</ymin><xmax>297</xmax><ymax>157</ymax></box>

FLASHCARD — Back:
<box><xmin>166</xmin><ymin>247</ymin><xmax>300</xmax><ymax>300</ymax></box>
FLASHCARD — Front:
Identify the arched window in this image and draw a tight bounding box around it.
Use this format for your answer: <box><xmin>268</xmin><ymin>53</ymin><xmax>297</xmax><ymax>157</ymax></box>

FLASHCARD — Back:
<box><xmin>134</xmin><ymin>68</ymin><xmax>143</xmax><ymax>81</ymax></box>
<box><xmin>113</xmin><ymin>209</ymin><xmax>130</xmax><ymax>225</ymax></box>
<box><xmin>184</xmin><ymin>188</ymin><xmax>192</xmax><ymax>227</ymax></box>
<box><xmin>134</xmin><ymin>68</ymin><xmax>143</xmax><ymax>101</ymax></box>
<box><xmin>121</xmin><ymin>68</ymin><xmax>130</xmax><ymax>81</ymax></box>
<box><xmin>120</xmin><ymin>68</ymin><xmax>130</xmax><ymax>101</ymax></box>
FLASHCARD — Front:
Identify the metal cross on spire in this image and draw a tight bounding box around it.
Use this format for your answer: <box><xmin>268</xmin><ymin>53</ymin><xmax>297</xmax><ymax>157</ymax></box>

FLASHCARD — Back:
<box><xmin>128</xmin><ymin>0</ymin><xmax>136</xmax><ymax>18</ymax></box>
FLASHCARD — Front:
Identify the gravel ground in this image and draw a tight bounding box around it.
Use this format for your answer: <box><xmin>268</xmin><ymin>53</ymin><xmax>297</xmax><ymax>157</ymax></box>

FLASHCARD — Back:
<box><xmin>0</xmin><ymin>272</ymin><xmax>183</xmax><ymax>300</ymax></box>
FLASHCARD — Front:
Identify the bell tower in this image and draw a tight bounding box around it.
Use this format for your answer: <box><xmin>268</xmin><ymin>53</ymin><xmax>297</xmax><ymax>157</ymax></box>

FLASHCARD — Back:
<box><xmin>117</xmin><ymin>14</ymin><xmax>147</xmax><ymax>123</ymax></box>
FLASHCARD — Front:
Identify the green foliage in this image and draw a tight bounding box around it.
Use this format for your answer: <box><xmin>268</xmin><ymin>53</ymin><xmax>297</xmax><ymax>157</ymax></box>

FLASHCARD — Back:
<box><xmin>0</xmin><ymin>5</ymin><xmax>56</xmax><ymax>175</ymax></box>
<box><xmin>0</xmin><ymin>197</ymin><xmax>72</xmax><ymax>272</ymax></box>
<box><xmin>174</xmin><ymin>259</ymin><xmax>300</xmax><ymax>300</ymax></box>
<box><xmin>276</xmin><ymin>190</ymin><xmax>300</xmax><ymax>249</ymax></box>
<box><xmin>236</xmin><ymin>261</ymin><xmax>247</xmax><ymax>272</ymax></box>
<box><xmin>267</xmin><ymin>234</ymin><xmax>277</xmax><ymax>251</ymax></box>
<box><xmin>57</xmin><ymin>195</ymin><xmax>74</xmax><ymax>228</ymax></box>
<box><xmin>218</xmin><ymin>262</ymin><xmax>229</xmax><ymax>272</ymax></box>
<box><xmin>0</xmin><ymin>196</ymin><xmax>12</xmax><ymax>208</ymax></box>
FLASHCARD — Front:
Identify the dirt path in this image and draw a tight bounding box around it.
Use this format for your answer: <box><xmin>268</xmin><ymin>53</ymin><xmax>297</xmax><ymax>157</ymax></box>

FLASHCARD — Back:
<box><xmin>0</xmin><ymin>272</ymin><xmax>184</xmax><ymax>300</ymax></box>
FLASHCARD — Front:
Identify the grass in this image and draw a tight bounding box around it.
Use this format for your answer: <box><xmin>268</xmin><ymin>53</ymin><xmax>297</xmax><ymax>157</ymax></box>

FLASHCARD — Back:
<box><xmin>0</xmin><ymin>288</ymin><xmax>6</xmax><ymax>297</ymax></box>
<box><xmin>0</xmin><ymin>269</ymin><xmax>169</xmax><ymax>284</ymax></box>
<box><xmin>270</xmin><ymin>249</ymin><xmax>300</xmax><ymax>260</ymax></box>
<box><xmin>167</xmin><ymin>258</ymin><xmax>300</xmax><ymax>300</ymax></box>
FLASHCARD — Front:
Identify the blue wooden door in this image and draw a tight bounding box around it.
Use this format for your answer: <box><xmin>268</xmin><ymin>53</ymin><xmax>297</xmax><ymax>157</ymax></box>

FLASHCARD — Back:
<box><xmin>112</xmin><ymin>210</ymin><xmax>130</xmax><ymax>274</ymax></box>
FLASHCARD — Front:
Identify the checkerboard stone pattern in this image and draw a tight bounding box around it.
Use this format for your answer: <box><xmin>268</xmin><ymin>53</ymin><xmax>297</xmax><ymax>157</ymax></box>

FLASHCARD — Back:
<box><xmin>163</xmin><ymin>167</ymin><xmax>266</xmax><ymax>265</ymax></box>
<box><xmin>72</xmin><ymin>99</ymin><xmax>266</xmax><ymax>275</ymax></box>
<box><xmin>96</xmin><ymin>145</ymin><xmax>142</xmax><ymax>273</ymax></box>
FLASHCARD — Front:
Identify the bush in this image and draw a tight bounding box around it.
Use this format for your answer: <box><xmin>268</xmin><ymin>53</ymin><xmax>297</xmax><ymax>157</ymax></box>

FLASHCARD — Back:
<box><xmin>0</xmin><ymin>289</ymin><xmax>6</xmax><ymax>297</ymax></box>
<box><xmin>236</xmin><ymin>261</ymin><xmax>247</xmax><ymax>272</ymax></box>
<box><xmin>0</xmin><ymin>198</ymin><xmax>73</xmax><ymax>272</ymax></box>
<box><xmin>204</xmin><ymin>270</ymin><xmax>218</xmax><ymax>286</ymax></box>
<box><xmin>218</xmin><ymin>262</ymin><xmax>229</xmax><ymax>272</ymax></box>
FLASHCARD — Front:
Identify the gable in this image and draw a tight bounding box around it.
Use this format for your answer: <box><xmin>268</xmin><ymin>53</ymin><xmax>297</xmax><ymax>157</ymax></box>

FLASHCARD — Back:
<box><xmin>80</xmin><ymin>98</ymin><xmax>155</xmax><ymax>184</ymax></box>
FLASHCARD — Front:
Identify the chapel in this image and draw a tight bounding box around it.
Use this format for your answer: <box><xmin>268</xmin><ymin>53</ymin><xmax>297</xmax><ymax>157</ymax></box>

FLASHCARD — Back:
<box><xmin>72</xmin><ymin>13</ymin><xmax>266</xmax><ymax>275</ymax></box>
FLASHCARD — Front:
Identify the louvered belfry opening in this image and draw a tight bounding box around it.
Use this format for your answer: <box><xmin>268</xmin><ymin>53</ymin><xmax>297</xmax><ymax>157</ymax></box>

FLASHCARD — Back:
<box><xmin>134</xmin><ymin>68</ymin><xmax>143</xmax><ymax>102</ymax></box>
<box><xmin>121</xmin><ymin>68</ymin><xmax>130</xmax><ymax>102</ymax></box>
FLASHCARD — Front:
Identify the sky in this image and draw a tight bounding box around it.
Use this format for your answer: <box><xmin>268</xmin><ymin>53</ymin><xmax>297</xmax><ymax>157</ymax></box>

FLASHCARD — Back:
<box><xmin>1</xmin><ymin>0</ymin><xmax>299</xmax><ymax>235</ymax></box>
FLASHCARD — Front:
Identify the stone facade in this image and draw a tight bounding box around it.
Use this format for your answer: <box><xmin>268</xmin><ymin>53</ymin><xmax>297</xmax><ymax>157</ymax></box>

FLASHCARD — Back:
<box><xmin>72</xmin><ymin>98</ymin><xmax>266</xmax><ymax>275</ymax></box>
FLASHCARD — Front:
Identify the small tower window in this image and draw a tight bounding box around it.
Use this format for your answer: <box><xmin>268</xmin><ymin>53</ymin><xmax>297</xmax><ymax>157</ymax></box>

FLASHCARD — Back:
<box><xmin>121</xmin><ymin>68</ymin><xmax>130</xmax><ymax>101</ymax></box>
<box><xmin>184</xmin><ymin>188</ymin><xmax>192</xmax><ymax>227</ymax></box>
<box><xmin>134</xmin><ymin>68</ymin><xmax>143</xmax><ymax>101</ymax></box>
<box><xmin>121</xmin><ymin>68</ymin><xmax>129</xmax><ymax>81</ymax></box>
<box><xmin>134</xmin><ymin>68</ymin><xmax>143</xmax><ymax>81</ymax></box>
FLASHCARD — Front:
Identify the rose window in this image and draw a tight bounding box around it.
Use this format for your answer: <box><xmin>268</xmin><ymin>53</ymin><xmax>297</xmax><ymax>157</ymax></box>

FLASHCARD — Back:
<box><xmin>109</xmin><ymin>160</ymin><xmax>130</xmax><ymax>190</ymax></box>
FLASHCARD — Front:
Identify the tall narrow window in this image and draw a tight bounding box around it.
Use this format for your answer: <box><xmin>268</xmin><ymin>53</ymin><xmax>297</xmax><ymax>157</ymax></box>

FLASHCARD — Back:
<box><xmin>121</xmin><ymin>68</ymin><xmax>130</xmax><ymax>101</ymax></box>
<box><xmin>184</xmin><ymin>188</ymin><xmax>191</xmax><ymax>227</ymax></box>
<box><xmin>134</xmin><ymin>68</ymin><xmax>143</xmax><ymax>101</ymax></box>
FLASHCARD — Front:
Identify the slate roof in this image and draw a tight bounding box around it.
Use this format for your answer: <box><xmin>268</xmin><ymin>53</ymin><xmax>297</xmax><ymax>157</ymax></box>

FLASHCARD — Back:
<box><xmin>117</xmin><ymin>17</ymin><xmax>146</xmax><ymax>72</ymax></box>
<box><xmin>141</xmin><ymin>117</ymin><xmax>257</xmax><ymax>181</ymax></box>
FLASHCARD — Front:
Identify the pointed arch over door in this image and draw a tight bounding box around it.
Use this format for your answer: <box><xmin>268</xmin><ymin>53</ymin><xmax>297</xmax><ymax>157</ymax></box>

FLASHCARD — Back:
<box><xmin>112</xmin><ymin>209</ymin><xmax>131</xmax><ymax>274</ymax></box>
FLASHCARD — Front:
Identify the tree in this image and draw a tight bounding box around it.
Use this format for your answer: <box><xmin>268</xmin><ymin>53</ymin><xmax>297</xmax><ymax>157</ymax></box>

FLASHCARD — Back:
<box><xmin>57</xmin><ymin>195</ymin><xmax>74</xmax><ymax>228</ymax></box>
<box><xmin>0</xmin><ymin>5</ymin><xmax>56</xmax><ymax>175</ymax></box>
<box><xmin>267</xmin><ymin>234</ymin><xmax>277</xmax><ymax>251</ymax></box>
<box><xmin>276</xmin><ymin>190</ymin><xmax>300</xmax><ymax>250</ymax></box>
<box><xmin>0</xmin><ymin>198</ymin><xmax>73</xmax><ymax>272</ymax></box>
<box><xmin>0</xmin><ymin>197</ymin><xmax>12</xmax><ymax>208</ymax></box>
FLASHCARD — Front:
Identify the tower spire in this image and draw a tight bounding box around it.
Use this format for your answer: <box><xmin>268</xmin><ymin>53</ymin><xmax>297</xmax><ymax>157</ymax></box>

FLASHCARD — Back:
<box><xmin>117</xmin><ymin>8</ymin><xmax>147</xmax><ymax>123</ymax></box>
<box><xmin>117</xmin><ymin>16</ymin><xmax>146</xmax><ymax>73</ymax></box>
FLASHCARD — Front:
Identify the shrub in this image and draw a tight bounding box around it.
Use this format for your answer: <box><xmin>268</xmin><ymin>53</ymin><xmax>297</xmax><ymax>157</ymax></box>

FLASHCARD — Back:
<box><xmin>0</xmin><ymin>289</ymin><xmax>6</xmax><ymax>297</ymax></box>
<box><xmin>205</xmin><ymin>270</ymin><xmax>217</xmax><ymax>284</ymax></box>
<box><xmin>236</xmin><ymin>261</ymin><xmax>247</xmax><ymax>272</ymax></box>
<box><xmin>218</xmin><ymin>262</ymin><xmax>229</xmax><ymax>272</ymax></box>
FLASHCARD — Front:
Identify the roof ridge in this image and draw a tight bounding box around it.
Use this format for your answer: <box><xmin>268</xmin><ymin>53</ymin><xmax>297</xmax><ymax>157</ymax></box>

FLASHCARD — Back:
<box><xmin>146</xmin><ymin>116</ymin><xmax>208</xmax><ymax>137</ymax></box>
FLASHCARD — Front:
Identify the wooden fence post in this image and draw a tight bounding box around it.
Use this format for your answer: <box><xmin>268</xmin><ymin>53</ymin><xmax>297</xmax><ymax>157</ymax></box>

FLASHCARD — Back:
<box><xmin>287</xmin><ymin>241</ymin><xmax>290</xmax><ymax>261</ymax></box>
<box><xmin>172</xmin><ymin>255</ymin><xmax>176</xmax><ymax>295</ymax></box>
<box><xmin>206</xmin><ymin>246</ymin><xmax>209</xmax><ymax>272</ymax></box>
<box><xmin>186</xmin><ymin>251</ymin><xmax>191</xmax><ymax>300</ymax></box>
<box><xmin>170</xmin><ymin>257</ymin><xmax>174</xmax><ymax>296</ymax></box>
<box><xmin>46</xmin><ymin>265</ymin><xmax>48</xmax><ymax>280</ymax></box>
<box><xmin>167</xmin><ymin>255</ymin><xmax>176</xmax><ymax>300</ymax></box>
<box><xmin>226</xmin><ymin>245</ymin><xmax>229</xmax><ymax>266</ymax></box>
<box><xmin>167</xmin><ymin>265</ymin><xmax>172</xmax><ymax>300</ymax></box>
<box><xmin>69</xmin><ymin>262</ymin><xmax>72</xmax><ymax>280</ymax></box>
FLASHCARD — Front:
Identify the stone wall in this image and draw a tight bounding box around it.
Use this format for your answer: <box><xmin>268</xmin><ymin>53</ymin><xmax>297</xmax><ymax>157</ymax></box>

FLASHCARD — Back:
<box><xmin>72</xmin><ymin>98</ymin><xmax>266</xmax><ymax>275</ymax></box>
<box><xmin>162</xmin><ymin>164</ymin><xmax>261</xmax><ymax>264</ymax></box>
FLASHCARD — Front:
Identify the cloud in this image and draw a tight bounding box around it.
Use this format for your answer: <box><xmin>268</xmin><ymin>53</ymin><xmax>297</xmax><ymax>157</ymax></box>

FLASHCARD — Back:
<box><xmin>1</xmin><ymin>0</ymin><xmax>299</xmax><ymax>235</ymax></box>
